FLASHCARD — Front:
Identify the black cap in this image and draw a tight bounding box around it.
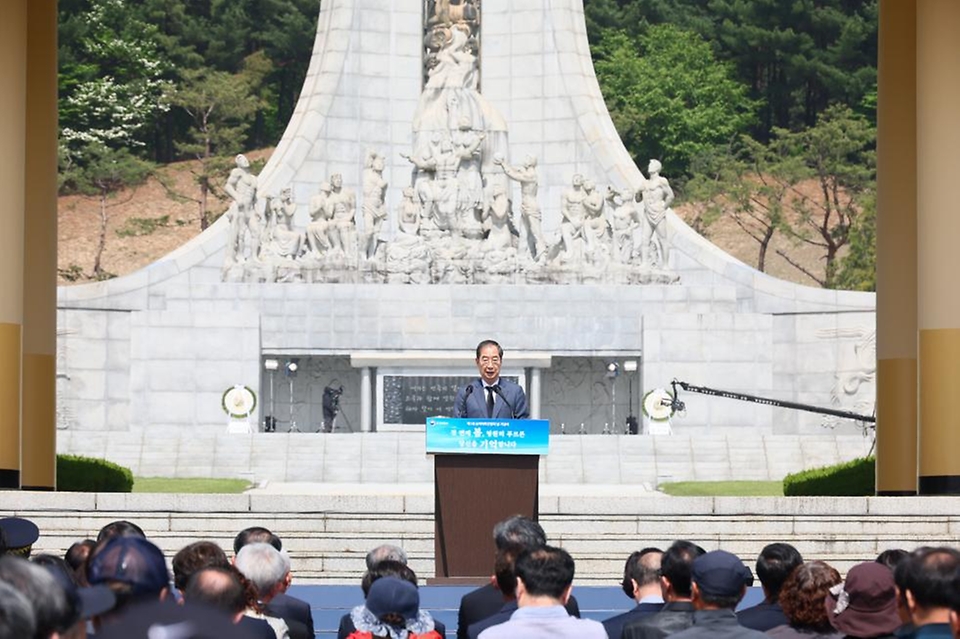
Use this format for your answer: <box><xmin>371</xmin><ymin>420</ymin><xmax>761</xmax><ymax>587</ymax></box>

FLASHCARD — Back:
<box><xmin>0</xmin><ymin>517</ymin><xmax>40</xmax><ymax>556</ymax></box>
<box><xmin>691</xmin><ymin>550</ymin><xmax>753</xmax><ymax>597</ymax></box>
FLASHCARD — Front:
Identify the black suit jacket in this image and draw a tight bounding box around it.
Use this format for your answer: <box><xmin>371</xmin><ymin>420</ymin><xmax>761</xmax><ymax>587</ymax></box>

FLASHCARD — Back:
<box><xmin>453</xmin><ymin>379</ymin><xmax>529</xmax><ymax>419</ymax></box>
<box><xmin>265</xmin><ymin>593</ymin><xmax>314</xmax><ymax>639</ymax></box>
<box><xmin>622</xmin><ymin>601</ymin><xmax>696</xmax><ymax>639</ymax></box>
<box><xmin>338</xmin><ymin>613</ymin><xmax>446</xmax><ymax>639</ymax></box>
<box><xmin>736</xmin><ymin>601</ymin><xmax>788</xmax><ymax>632</ymax></box>
<box><xmin>602</xmin><ymin>602</ymin><xmax>664</xmax><ymax>639</ymax></box>
<box><xmin>456</xmin><ymin>583</ymin><xmax>579</xmax><ymax>639</ymax></box>
<box><xmin>238</xmin><ymin>615</ymin><xmax>278</xmax><ymax>639</ymax></box>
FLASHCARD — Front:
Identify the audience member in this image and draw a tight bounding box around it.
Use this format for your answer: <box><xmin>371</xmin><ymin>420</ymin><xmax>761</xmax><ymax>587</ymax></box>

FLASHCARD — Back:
<box><xmin>234</xmin><ymin>542</ymin><xmax>296</xmax><ymax>638</ymax></box>
<box><xmin>64</xmin><ymin>539</ymin><xmax>96</xmax><ymax>585</ymax></box>
<box><xmin>344</xmin><ymin>576</ymin><xmax>442</xmax><ymax>639</ymax></box>
<box><xmin>467</xmin><ymin>544</ymin><xmax>525</xmax><ymax>639</ymax></box>
<box><xmin>456</xmin><ymin>515</ymin><xmax>580</xmax><ymax>639</ymax></box>
<box><xmin>32</xmin><ymin>554</ymin><xmax>117</xmax><ymax>637</ymax></box>
<box><xmin>949</xmin><ymin>563</ymin><xmax>959</xmax><ymax>639</ymax></box>
<box><xmin>894</xmin><ymin>546</ymin><xmax>959</xmax><ymax>638</ymax></box>
<box><xmin>86</xmin><ymin>535</ymin><xmax>171</xmax><ymax>628</ymax></box>
<box><xmin>366</xmin><ymin>544</ymin><xmax>408</xmax><ymax>570</ymax></box>
<box><xmin>233</xmin><ymin>527</ymin><xmax>313</xmax><ymax>639</ymax></box>
<box><xmin>0</xmin><ymin>516</ymin><xmax>39</xmax><ymax>558</ymax></box>
<box><xmin>183</xmin><ymin>566</ymin><xmax>275</xmax><ymax>638</ymax></box>
<box><xmin>0</xmin><ymin>555</ymin><xmax>74</xmax><ymax>639</ymax></box>
<box><xmin>622</xmin><ymin>540</ymin><xmax>706</xmax><ymax>639</ymax></box>
<box><xmin>602</xmin><ymin>547</ymin><xmax>664</xmax><ymax>639</ymax></box>
<box><xmin>96</xmin><ymin>520</ymin><xmax>145</xmax><ymax>542</ymax></box>
<box><xmin>767</xmin><ymin>561</ymin><xmax>842</xmax><ymax>638</ymax></box>
<box><xmin>667</xmin><ymin>549</ymin><xmax>765</xmax><ymax>639</ymax></box>
<box><xmin>339</xmin><ymin>560</ymin><xmax>445</xmax><ymax>639</ymax></box>
<box><xmin>477</xmin><ymin>545</ymin><xmax>605</xmax><ymax>639</ymax></box>
<box><xmin>876</xmin><ymin>550</ymin><xmax>910</xmax><ymax>573</ymax></box>
<box><xmin>737</xmin><ymin>542</ymin><xmax>803</xmax><ymax>631</ymax></box>
<box><xmin>172</xmin><ymin>540</ymin><xmax>231</xmax><ymax>592</ymax></box>
<box><xmin>826</xmin><ymin>561</ymin><xmax>902</xmax><ymax>639</ymax></box>
<box><xmin>0</xmin><ymin>580</ymin><xmax>35</xmax><ymax>639</ymax></box>
<box><xmin>235</xmin><ymin>526</ymin><xmax>283</xmax><ymax>554</ymax></box>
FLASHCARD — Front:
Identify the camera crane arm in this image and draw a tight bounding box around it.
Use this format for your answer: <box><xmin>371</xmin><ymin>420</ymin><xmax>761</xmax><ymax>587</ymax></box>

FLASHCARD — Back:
<box><xmin>668</xmin><ymin>379</ymin><xmax>875</xmax><ymax>424</ymax></box>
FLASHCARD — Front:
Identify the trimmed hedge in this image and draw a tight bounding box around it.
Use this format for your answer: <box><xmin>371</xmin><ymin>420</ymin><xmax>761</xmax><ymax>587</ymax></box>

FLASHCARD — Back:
<box><xmin>56</xmin><ymin>454</ymin><xmax>134</xmax><ymax>492</ymax></box>
<box><xmin>782</xmin><ymin>456</ymin><xmax>875</xmax><ymax>496</ymax></box>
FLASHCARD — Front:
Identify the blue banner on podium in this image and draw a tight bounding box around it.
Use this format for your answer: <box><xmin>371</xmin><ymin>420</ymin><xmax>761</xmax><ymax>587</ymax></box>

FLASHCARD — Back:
<box><xmin>425</xmin><ymin>417</ymin><xmax>550</xmax><ymax>455</ymax></box>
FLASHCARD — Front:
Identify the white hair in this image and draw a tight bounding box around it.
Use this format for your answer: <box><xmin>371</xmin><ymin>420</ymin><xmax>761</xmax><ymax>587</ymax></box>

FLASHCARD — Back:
<box><xmin>235</xmin><ymin>543</ymin><xmax>290</xmax><ymax>597</ymax></box>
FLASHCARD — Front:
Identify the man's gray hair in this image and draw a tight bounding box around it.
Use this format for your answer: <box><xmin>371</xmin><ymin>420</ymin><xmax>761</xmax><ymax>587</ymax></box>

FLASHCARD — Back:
<box><xmin>234</xmin><ymin>542</ymin><xmax>290</xmax><ymax>597</ymax></box>
<box><xmin>492</xmin><ymin>515</ymin><xmax>546</xmax><ymax>551</ymax></box>
<box><xmin>0</xmin><ymin>556</ymin><xmax>73</xmax><ymax>638</ymax></box>
<box><xmin>366</xmin><ymin>544</ymin><xmax>408</xmax><ymax>570</ymax></box>
<box><xmin>0</xmin><ymin>581</ymin><xmax>35</xmax><ymax>639</ymax></box>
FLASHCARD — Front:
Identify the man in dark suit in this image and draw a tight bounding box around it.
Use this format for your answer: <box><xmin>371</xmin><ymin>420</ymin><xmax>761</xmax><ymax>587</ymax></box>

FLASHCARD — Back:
<box><xmin>602</xmin><ymin>548</ymin><xmax>664</xmax><ymax>639</ymax></box>
<box><xmin>457</xmin><ymin>515</ymin><xmax>578</xmax><ymax>639</ymax></box>
<box><xmin>622</xmin><ymin>540</ymin><xmax>705</xmax><ymax>639</ymax></box>
<box><xmin>453</xmin><ymin>340</ymin><xmax>530</xmax><ymax>419</ymax></box>
<box><xmin>736</xmin><ymin>543</ymin><xmax>802</xmax><ymax>632</ymax></box>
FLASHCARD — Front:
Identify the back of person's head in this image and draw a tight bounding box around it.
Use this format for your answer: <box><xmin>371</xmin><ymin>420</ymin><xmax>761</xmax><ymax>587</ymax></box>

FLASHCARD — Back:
<box><xmin>494</xmin><ymin>544</ymin><xmax>524</xmax><ymax>598</ymax></box>
<box><xmin>690</xmin><ymin>550</ymin><xmax>753</xmax><ymax>611</ymax></box>
<box><xmin>756</xmin><ymin>543</ymin><xmax>803</xmax><ymax>600</ymax></box>
<box><xmin>0</xmin><ymin>580</ymin><xmax>35</xmax><ymax>639</ymax></box>
<box><xmin>173</xmin><ymin>541</ymin><xmax>230</xmax><ymax>591</ymax></box>
<box><xmin>65</xmin><ymin>539</ymin><xmax>96</xmax><ymax>583</ymax></box>
<box><xmin>234</xmin><ymin>542</ymin><xmax>290</xmax><ymax>601</ymax></box>
<box><xmin>365</xmin><ymin>577</ymin><xmax>421</xmax><ymax>629</ymax></box>
<box><xmin>778</xmin><ymin>561</ymin><xmax>841</xmax><ymax>632</ymax></box>
<box><xmin>661</xmin><ymin>540</ymin><xmax>706</xmax><ymax>599</ymax></box>
<box><xmin>183</xmin><ymin>566</ymin><xmax>248</xmax><ymax>616</ymax></box>
<box><xmin>0</xmin><ymin>555</ymin><xmax>73</xmax><ymax>639</ymax></box>
<box><xmin>895</xmin><ymin>546</ymin><xmax>960</xmax><ymax>612</ymax></box>
<box><xmin>365</xmin><ymin>544</ymin><xmax>408</xmax><ymax>571</ymax></box>
<box><xmin>87</xmin><ymin>535</ymin><xmax>170</xmax><ymax>615</ymax></box>
<box><xmin>515</xmin><ymin>545</ymin><xmax>575</xmax><ymax>600</ymax></box>
<box><xmin>96</xmin><ymin>520</ymin><xmax>145</xmax><ymax>543</ymax></box>
<box><xmin>233</xmin><ymin>527</ymin><xmax>282</xmax><ymax>555</ymax></box>
<box><xmin>492</xmin><ymin>515</ymin><xmax>546</xmax><ymax>552</ymax></box>
<box><xmin>622</xmin><ymin>547</ymin><xmax>663</xmax><ymax>598</ymax></box>
<box><xmin>876</xmin><ymin>549</ymin><xmax>909</xmax><ymax>572</ymax></box>
<box><xmin>361</xmin><ymin>560</ymin><xmax>418</xmax><ymax>598</ymax></box>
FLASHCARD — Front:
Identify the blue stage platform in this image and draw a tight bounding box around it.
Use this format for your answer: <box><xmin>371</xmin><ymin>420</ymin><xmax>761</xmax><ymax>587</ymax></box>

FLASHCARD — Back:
<box><xmin>288</xmin><ymin>585</ymin><xmax>765</xmax><ymax>637</ymax></box>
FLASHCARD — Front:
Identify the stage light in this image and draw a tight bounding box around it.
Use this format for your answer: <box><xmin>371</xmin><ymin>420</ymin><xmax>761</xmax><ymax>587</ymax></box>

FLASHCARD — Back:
<box><xmin>285</xmin><ymin>359</ymin><xmax>299</xmax><ymax>375</ymax></box>
<box><xmin>264</xmin><ymin>358</ymin><xmax>279</xmax><ymax>371</ymax></box>
<box><xmin>623</xmin><ymin>360</ymin><xmax>638</xmax><ymax>373</ymax></box>
<box><xmin>606</xmin><ymin>362</ymin><xmax>620</xmax><ymax>378</ymax></box>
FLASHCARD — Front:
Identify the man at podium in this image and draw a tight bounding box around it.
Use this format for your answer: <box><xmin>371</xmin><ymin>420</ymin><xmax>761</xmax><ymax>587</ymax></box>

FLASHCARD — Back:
<box><xmin>453</xmin><ymin>340</ymin><xmax>530</xmax><ymax>419</ymax></box>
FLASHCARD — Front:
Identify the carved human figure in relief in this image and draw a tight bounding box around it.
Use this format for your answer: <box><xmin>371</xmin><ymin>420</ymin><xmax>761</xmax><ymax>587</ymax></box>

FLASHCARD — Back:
<box><xmin>361</xmin><ymin>150</ymin><xmax>388</xmax><ymax>259</ymax></box>
<box><xmin>494</xmin><ymin>154</ymin><xmax>543</xmax><ymax>260</ymax></box>
<box><xmin>306</xmin><ymin>182</ymin><xmax>333</xmax><ymax>256</ymax></box>
<box><xmin>553</xmin><ymin>173</ymin><xmax>587</xmax><ymax>261</ymax></box>
<box><xmin>326</xmin><ymin>173</ymin><xmax>357</xmax><ymax>255</ymax></box>
<box><xmin>402</xmin><ymin>138</ymin><xmax>465</xmax><ymax>233</ymax></box>
<box><xmin>224</xmin><ymin>154</ymin><xmax>260</xmax><ymax>263</ymax></box>
<box><xmin>264</xmin><ymin>187</ymin><xmax>302</xmax><ymax>258</ymax></box>
<box><xmin>638</xmin><ymin>159</ymin><xmax>674</xmax><ymax>267</ymax></box>
<box><xmin>581</xmin><ymin>178</ymin><xmax>609</xmax><ymax>256</ymax></box>
<box><xmin>426</xmin><ymin>27</ymin><xmax>478</xmax><ymax>90</ymax></box>
<box><xmin>452</xmin><ymin>116</ymin><xmax>485</xmax><ymax>225</ymax></box>
<box><xmin>482</xmin><ymin>183</ymin><xmax>513</xmax><ymax>251</ymax></box>
<box><xmin>607</xmin><ymin>187</ymin><xmax>640</xmax><ymax>262</ymax></box>
<box><xmin>397</xmin><ymin>187</ymin><xmax>422</xmax><ymax>238</ymax></box>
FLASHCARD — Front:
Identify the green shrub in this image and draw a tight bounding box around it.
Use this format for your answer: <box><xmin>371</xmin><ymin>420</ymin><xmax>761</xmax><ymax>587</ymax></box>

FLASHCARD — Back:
<box><xmin>782</xmin><ymin>456</ymin><xmax>875</xmax><ymax>496</ymax></box>
<box><xmin>56</xmin><ymin>454</ymin><xmax>134</xmax><ymax>492</ymax></box>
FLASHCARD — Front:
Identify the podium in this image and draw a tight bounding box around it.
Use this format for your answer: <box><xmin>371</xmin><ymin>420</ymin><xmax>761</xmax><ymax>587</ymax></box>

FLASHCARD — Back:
<box><xmin>425</xmin><ymin>417</ymin><xmax>549</xmax><ymax>582</ymax></box>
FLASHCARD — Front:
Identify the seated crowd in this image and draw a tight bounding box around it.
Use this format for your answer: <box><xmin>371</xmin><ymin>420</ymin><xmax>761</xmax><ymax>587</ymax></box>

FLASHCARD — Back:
<box><xmin>0</xmin><ymin>514</ymin><xmax>958</xmax><ymax>639</ymax></box>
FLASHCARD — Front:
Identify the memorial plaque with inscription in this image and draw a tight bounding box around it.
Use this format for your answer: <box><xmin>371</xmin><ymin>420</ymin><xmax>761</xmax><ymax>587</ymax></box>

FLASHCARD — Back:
<box><xmin>382</xmin><ymin>375</ymin><xmax>519</xmax><ymax>425</ymax></box>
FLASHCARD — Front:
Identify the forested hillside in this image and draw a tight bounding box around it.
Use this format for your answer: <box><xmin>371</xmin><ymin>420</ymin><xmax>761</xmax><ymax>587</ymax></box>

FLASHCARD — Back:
<box><xmin>56</xmin><ymin>0</ymin><xmax>878</xmax><ymax>290</ymax></box>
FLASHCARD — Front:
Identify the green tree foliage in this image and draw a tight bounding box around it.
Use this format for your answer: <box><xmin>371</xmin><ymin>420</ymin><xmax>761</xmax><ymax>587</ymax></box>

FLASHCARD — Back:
<box><xmin>593</xmin><ymin>25</ymin><xmax>756</xmax><ymax>177</ymax></box>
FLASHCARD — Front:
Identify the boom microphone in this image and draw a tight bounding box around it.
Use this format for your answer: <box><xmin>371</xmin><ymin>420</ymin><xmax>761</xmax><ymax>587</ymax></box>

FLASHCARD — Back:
<box><xmin>491</xmin><ymin>384</ymin><xmax>518</xmax><ymax>419</ymax></box>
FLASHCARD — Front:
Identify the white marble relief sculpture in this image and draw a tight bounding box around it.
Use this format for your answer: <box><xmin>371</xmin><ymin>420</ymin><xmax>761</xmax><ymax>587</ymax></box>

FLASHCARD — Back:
<box><xmin>222</xmin><ymin>154</ymin><xmax>260</xmax><ymax>272</ymax></box>
<box><xmin>306</xmin><ymin>182</ymin><xmax>333</xmax><ymax>257</ymax></box>
<box><xmin>495</xmin><ymin>154</ymin><xmax>544</xmax><ymax>261</ymax></box>
<box><xmin>326</xmin><ymin>173</ymin><xmax>357</xmax><ymax>257</ymax></box>
<box><xmin>638</xmin><ymin>159</ymin><xmax>673</xmax><ymax>268</ymax></box>
<box><xmin>361</xmin><ymin>150</ymin><xmax>388</xmax><ymax>260</ymax></box>
<box><xmin>607</xmin><ymin>187</ymin><xmax>639</xmax><ymax>263</ymax></box>
<box><xmin>817</xmin><ymin>326</ymin><xmax>877</xmax><ymax>429</ymax></box>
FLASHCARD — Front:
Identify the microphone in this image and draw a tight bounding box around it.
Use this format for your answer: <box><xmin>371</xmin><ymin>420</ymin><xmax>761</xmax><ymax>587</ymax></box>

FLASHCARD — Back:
<box><xmin>457</xmin><ymin>383</ymin><xmax>473</xmax><ymax>417</ymax></box>
<box><xmin>491</xmin><ymin>384</ymin><xmax>518</xmax><ymax>419</ymax></box>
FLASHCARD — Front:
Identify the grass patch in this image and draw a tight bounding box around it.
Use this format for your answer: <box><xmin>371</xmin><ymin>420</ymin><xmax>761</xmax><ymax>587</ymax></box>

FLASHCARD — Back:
<box><xmin>133</xmin><ymin>477</ymin><xmax>252</xmax><ymax>494</ymax></box>
<box><xmin>659</xmin><ymin>480</ymin><xmax>784</xmax><ymax>497</ymax></box>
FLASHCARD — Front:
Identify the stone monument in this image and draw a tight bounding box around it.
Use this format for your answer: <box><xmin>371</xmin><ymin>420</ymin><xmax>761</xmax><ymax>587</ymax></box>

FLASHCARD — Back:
<box><xmin>55</xmin><ymin>0</ymin><xmax>875</xmax><ymax>483</ymax></box>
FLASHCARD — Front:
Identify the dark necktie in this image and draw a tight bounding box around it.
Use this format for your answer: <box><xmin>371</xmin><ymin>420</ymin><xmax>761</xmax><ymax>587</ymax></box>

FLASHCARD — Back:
<box><xmin>486</xmin><ymin>386</ymin><xmax>495</xmax><ymax>417</ymax></box>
